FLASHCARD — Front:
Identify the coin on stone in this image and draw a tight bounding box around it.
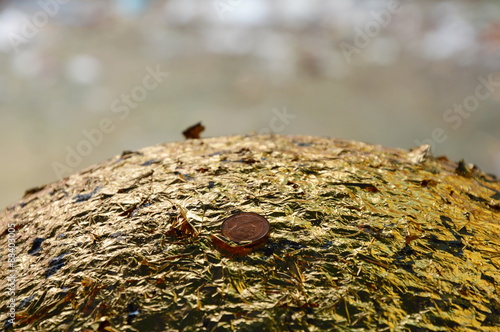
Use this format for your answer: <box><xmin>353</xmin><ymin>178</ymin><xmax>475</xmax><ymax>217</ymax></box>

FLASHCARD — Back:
<box><xmin>221</xmin><ymin>212</ymin><xmax>270</xmax><ymax>244</ymax></box>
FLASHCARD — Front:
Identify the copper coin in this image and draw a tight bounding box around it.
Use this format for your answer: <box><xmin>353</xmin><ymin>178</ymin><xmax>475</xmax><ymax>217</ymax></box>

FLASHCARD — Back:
<box><xmin>221</xmin><ymin>212</ymin><xmax>270</xmax><ymax>243</ymax></box>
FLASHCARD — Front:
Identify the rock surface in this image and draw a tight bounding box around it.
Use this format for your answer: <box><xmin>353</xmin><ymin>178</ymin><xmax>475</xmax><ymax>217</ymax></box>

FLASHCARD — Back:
<box><xmin>1</xmin><ymin>135</ymin><xmax>499</xmax><ymax>331</ymax></box>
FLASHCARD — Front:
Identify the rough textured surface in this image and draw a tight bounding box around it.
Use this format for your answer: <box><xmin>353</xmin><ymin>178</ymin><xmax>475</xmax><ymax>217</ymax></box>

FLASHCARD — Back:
<box><xmin>1</xmin><ymin>135</ymin><xmax>499</xmax><ymax>331</ymax></box>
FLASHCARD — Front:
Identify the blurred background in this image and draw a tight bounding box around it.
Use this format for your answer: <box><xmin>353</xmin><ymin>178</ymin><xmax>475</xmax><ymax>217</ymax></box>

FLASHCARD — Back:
<box><xmin>1</xmin><ymin>0</ymin><xmax>500</xmax><ymax>209</ymax></box>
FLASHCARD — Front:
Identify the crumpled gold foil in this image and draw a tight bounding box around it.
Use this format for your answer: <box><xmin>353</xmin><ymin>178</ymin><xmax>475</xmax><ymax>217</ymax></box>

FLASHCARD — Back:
<box><xmin>1</xmin><ymin>135</ymin><xmax>499</xmax><ymax>331</ymax></box>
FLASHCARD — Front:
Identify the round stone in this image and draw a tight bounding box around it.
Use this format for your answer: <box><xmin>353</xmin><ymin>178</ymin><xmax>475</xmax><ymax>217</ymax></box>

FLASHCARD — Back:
<box><xmin>221</xmin><ymin>212</ymin><xmax>270</xmax><ymax>243</ymax></box>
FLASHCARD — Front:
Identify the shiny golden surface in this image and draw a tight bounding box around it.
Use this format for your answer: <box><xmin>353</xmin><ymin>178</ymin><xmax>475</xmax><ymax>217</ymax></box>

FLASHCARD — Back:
<box><xmin>1</xmin><ymin>135</ymin><xmax>499</xmax><ymax>331</ymax></box>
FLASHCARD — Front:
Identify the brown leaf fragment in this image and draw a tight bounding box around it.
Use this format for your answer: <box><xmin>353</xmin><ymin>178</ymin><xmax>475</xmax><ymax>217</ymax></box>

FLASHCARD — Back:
<box><xmin>364</xmin><ymin>185</ymin><xmax>379</xmax><ymax>193</ymax></box>
<box><xmin>332</xmin><ymin>182</ymin><xmax>379</xmax><ymax>192</ymax></box>
<box><xmin>455</xmin><ymin>159</ymin><xmax>472</xmax><ymax>178</ymax></box>
<box><xmin>120</xmin><ymin>150</ymin><xmax>143</xmax><ymax>159</ymax></box>
<box><xmin>118</xmin><ymin>205</ymin><xmax>136</xmax><ymax>217</ymax></box>
<box><xmin>242</xmin><ymin>157</ymin><xmax>257</xmax><ymax>164</ymax></box>
<box><xmin>23</xmin><ymin>184</ymin><xmax>47</xmax><ymax>197</ymax></box>
<box><xmin>421</xmin><ymin>179</ymin><xmax>438</xmax><ymax>187</ymax></box>
<box><xmin>182</xmin><ymin>122</ymin><xmax>205</xmax><ymax>139</ymax></box>
<box><xmin>405</xmin><ymin>235</ymin><xmax>419</xmax><ymax>244</ymax></box>
<box><xmin>167</xmin><ymin>216</ymin><xmax>198</xmax><ymax>238</ymax></box>
<box><xmin>180</xmin><ymin>218</ymin><xmax>198</xmax><ymax>236</ymax></box>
